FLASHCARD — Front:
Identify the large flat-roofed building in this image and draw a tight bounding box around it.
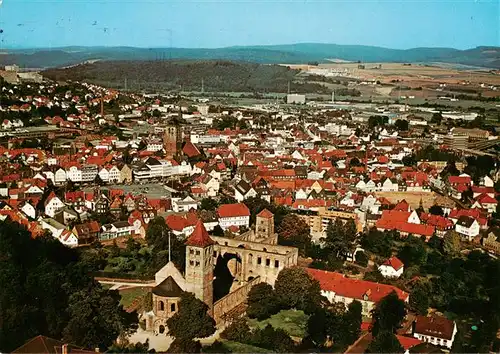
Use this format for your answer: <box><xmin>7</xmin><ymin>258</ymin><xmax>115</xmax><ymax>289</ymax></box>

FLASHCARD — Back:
<box><xmin>287</xmin><ymin>94</ymin><xmax>306</xmax><ymax>104</ymax></box>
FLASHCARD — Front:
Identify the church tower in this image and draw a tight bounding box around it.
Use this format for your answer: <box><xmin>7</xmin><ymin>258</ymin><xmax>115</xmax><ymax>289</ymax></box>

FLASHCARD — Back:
<box><xmin>185</xmin><ymin>220</ymin><xmax>215</xmax><ymax>310</ymax></box>
<box><xmin>255</xmin><ymin>208</ymin><xmax>275</xmax><ymax>243</ymax></box>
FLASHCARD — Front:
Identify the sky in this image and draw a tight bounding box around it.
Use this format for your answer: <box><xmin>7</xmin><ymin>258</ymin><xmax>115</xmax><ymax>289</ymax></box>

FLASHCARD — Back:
<box><xmin>0</xmin><ymin>0</ymin><xmax>498</xmax><ymax>50</ymax></box>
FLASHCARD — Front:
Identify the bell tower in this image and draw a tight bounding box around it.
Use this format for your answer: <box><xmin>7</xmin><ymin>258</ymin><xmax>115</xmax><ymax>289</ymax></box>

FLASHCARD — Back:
<box><xmin>185</xmin><ymin>220</ymin><xmax>215</xmax><ymax>310</ymax></box>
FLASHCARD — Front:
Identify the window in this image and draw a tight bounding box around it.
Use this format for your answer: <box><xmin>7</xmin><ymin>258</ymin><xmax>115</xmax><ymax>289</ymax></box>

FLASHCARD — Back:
<box><xmin>158</xmin><ymin>301</ymin><xmax>164</xmax><ymax>311</ymax></box>
<box><xmin>189</xmin><ymin>260</ymin><xmax>194</xmax><ymax>266</ymax></box>
<box><xmin>195</xmin><ymin>261</ymin><xmax>200</xmax><ymax>266</ymax></box>
<box><xmin>275</xmin><ymin>260</ymin><xmax>279</xmax><ymax>268</ymax></box>
<box><xmin>266</xmin><ymin>258</ymin><xmax>270</xmax><ymax>266</ymax></box>
<box><xmin>190</xmin><ymin>249</ymin><xmax>194</xmax><ymax>255</ymax></box>
<box><xmin>171</xmin><ymin>303</ymin><xmax>176</xmax><ymax>312</ymax></box>
<box><xmin>257</xmin><ymin>257</ymin><xmax>262</xmax><ymax>265</ymax></box>
<box><xmin>196</xmin><ymin>250</ymin><xmax>201</xmax><ymax>256</ymax></box>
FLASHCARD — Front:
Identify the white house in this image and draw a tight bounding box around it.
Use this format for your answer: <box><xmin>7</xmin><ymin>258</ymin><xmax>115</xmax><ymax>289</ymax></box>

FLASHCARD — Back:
<box><xmin>234</xmin><ymin>180</ymin><xmax>257</xmax><ymax>202</ymax></box>
<box><xmin>381</xmin><ymin>178</ymin><xmax>399</xmax><ymax>192</ymax></box>
<box><xmin>100</xmin><ymin>221</ymin><xmax>134</xmax><ymax>240</ymax></box>
<box><xmin>171</xmin><ymin>196</ymin><xmax>198</xmax><ymax>213</ymax></box>
<box><xmin>378</xmin><ymin>256</ymin><xmax>404</xmax><ymax>278</ymax></box>
<box><xmin>54</xmin><ymin>168</ymin><xmax>67</xmax><ymax>185</ymax></box>
<box><xmin>44</xmin><ymin>192</ymin><xmax>65</xmax><ymax>217</ymax></box>
<box><xmin>66</xmin><ymin>165</ymin><xmax>82</xmax><ymax>183</ymax></box>
<box><xmin>307</xmin><ymin>268</ymin><xmax>409</xmax><ymax>318</ymax></box>
<box><xmin>413</xmin><ymin>315</ymin><xmax>457</xmax><ymax>349</ymax></box>
<box><xmin>217</xmin><ymin>203</ymin><xmax>250</xmax><ymax>230</ymax></box>
<box><xmin>20</xmin><ymin>201</ymin><xmax>37</xmax><ymax>219</ymax></box>
<box><xmin>98</xmin><ymin>167</ymin><xmax>110</xmax><ymax>183</ymax></box>
<box><xmin>108</xmin><ymin>166</ymin><xmax>121</xmax><ymax>183</ymax></box>
<box><xmin>455</xmin><ymin>215</ymin><xmax>480</xmax><ymax>241</ymax></box>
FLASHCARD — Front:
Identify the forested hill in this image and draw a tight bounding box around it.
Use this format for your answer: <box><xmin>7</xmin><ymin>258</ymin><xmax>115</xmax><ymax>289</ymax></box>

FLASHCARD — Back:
<box><xmin>4</xmin><ymin>44</ymin><xmax>500</xmax><ymax>69</ymax></box>
<box><xmin>43</xmin><ymin>60</ymin><xmax>330</xmax><ymax>94</ymax></box>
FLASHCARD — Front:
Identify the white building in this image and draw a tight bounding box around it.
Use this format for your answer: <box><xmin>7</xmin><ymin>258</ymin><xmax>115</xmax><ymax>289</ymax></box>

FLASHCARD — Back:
<box><xmin>413</xmin><ymin>315</ymin><xmax>457</xmax><ymax>349</ymax></box>
<box><xmin>378</xmin><ymin>256</ymin><xmax>404</xmax><ymax>278</ymax></box>
<box><xmin>217</xmin><ymin>203</ymin><xmax>250</xmax><ymax>230</ymax></box>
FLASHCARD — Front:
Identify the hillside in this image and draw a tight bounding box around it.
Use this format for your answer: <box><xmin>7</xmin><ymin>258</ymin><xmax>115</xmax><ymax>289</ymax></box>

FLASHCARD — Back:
<box><xmin>3</xmin><ymin>44</ymin><xmax>500</xmax><ymax>69</ymax></box>
<box><xmin>42</xmin><ymin>60</ymin><xmax>330</xmax><ymax>94</ymax></box>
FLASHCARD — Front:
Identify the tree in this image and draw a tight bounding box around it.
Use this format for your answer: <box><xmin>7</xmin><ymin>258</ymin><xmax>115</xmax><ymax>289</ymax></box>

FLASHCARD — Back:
<box><xmin>200</xmin><ymin>198</ymin><xmax>218</xmax><ymax>211</ymax></box>
<box><xmin>342</xmin><ymin>300</ymin><xmax>362</xmax><ymax>346</ymax></box>
<box><xmin>63</xmin><ymin>285</ymin><xmax>138</xmax><ymax>350</ymax></box>
<box><xmin>168</xmin><ymin>338</ymin><xmax>202</xmax><ymax>353</ymax></box>
<box><xmin>167</xmin><ymin>292</ymin><xmax>216</xmax><ymax>341</ymax></box>
<box><xmin>410</xmin><ymin>281</ymin><xmax>430</xmax><ymax>315</ymax></box>
<box><xmin>246</xmin><ymin>283</ymin><xmax>281</xmax><ymax>320</ymax></box>
<box><xmin>394</xmin><ymin>119</ymin><xmax>409</xmax><ymax>131</ymax></box>
<box><xmin>145</xmin><ymin>217</ymin><xmax>185</xmax><ymax>272</ymax></box>
<box><xmin>429</xmin><ymin>205</ymin><xmax>444</xmax><ymax>216</ymax></box>
<box><xmin>443</xmin><ymin>230</ymin><xmax>461</xmax><ymax>256</ymax></box>
<box><xmin>431</xmin><ymin>112</ymin><xmax>443</xmax><ymax>125</ymax></box>
<box><xmin>367</xmin><ymin>331</ymin><xmax>404</xmax><ymax>353</ymax></box>
<box><xmin>251</xmin><ymin>324</ymin><xmax>295</xmax><ymax>352</ymax></box>
<box><xmin>220</xmin><ymin>317</ymin><xmax>252</xmax><ymax>343</ymax></box>
<box><xmin>355</xmin><ymin>251</ymin><xmax>369</xmax><ymax>267</ymax></box>
<box><xmin>371</xmin><ymin>291</ymin><xmax>407</xmax><ymax>335</ymax></box>
<box><xmin>108</xmin><ymin>339</ymin><xmax>155</xmax><ymax>353</ymax></box>
<box><xmin>361</xmin><ymin>228</ymin><xmax>394</xmax><ymax>258</ymax></box>
<box><xmin>274</xmin><ymin>267</ymin><xmax>323</xmax><ymax>314</ymax></box>
<box><xmin>402</xmin><ymin>154</ymin><xmax>417</xmax><ymax>167</ymax></box>
<box><xmin>277</xmin><ymin>214</ymin><xmax>312</xmax><ymax>256</ymax></box>
<box><xmin>397</xmin><ymin>235</ymin><xmax>427</xmax><ymax>267</ymax></box>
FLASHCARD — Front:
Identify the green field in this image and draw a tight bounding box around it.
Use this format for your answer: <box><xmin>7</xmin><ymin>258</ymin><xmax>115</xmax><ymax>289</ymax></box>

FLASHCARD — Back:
<box><xmin>222</xmin><ymin>340</ymin><xmax>271</xmax><ymax>353</ymax></box>
<box><xmin>247</xmin><ymin>309</ymin><xmax>309</xmax><ymax>338</ymax></box>
<box><xmin>119</xmin><ymin>287</ymin><xmax>148</xmax><ymax>308</ymax></box>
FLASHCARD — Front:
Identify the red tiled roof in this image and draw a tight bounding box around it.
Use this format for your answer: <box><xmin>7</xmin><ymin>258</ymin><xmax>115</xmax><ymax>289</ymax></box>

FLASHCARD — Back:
<box><xmin>185</xmin><ymin>220</ymin><xmax>215</xmax><ymax>247</ymax></box>
<box><xmin>396</xmin><ymin>335</ymin><xmax>422</xmax><ymax>350</ymax></box>
<box><xmin>257</xmin><ymin>208</ymin><xmax>274</xmax><ymax>219</ymax></box>
<box><xmin>382</xmin><ymin>256</ymin><xmax>404</xmax><ymax>271</ymax></box>
<box><xmin>414</xmin><ymin>315</ymin><xmax>455</xmax><ymax>340</ymax></box>
<box><xmin>217</xmin><ymin>203</ymin><xmax>250</xmax><ymax>218</ymax></box>
<box><xmin>393</xmin><ymin>199</ymin><xmax>410</xmax><ymax>211</ymax></box>
<box><xmin>183</xmin><ymin>141</ymin><xmax>201</xmax><ymax>158</ymax></box>
<box><xmin>476</xmin><ymin>193</ymin><xmax>497</xmax><ymax>204</ymax></box>
<box><xmin>306</xmin><ymin>268</ymin><xmax>409</xmax><ymax>303</ymax></box>
<box><xmin>448</xmin><ymin>176</ymin><xmax>471</xmax><ymax>185</ymax></box>
<box><xmin>420</xmin><ymin>213</ymin><xmax>454</xmax><ymax>230</ymax></box>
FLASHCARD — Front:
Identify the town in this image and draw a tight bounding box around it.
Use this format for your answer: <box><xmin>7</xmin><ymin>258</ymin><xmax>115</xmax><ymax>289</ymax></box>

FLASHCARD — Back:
<box><xmin>0</xmin><ymin>59</ymin><xmax>499</xmax><ymax>354</ymax></box>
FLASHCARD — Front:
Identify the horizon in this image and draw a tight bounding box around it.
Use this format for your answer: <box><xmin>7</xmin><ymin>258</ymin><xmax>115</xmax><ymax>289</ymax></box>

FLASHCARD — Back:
<box><xmin>4</xmin><ymin>42</ymin><xmax>500</xmax><ymax>51</ymax></box>
<box><xmin>0</xmin><ymin>0</ymin><xmax>498</xmax><ymax>50</ymax></box>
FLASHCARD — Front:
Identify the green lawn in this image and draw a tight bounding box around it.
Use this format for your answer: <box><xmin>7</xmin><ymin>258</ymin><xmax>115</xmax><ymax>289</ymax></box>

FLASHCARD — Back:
<box><xmin>247</xmin><ymin>309</ymin><xmax>309</xmax><ymax>338</ymax></box>
<box><xmin>119</xmin><ymin>287</ymin><xmax>148</xmax><ymax>308</ymax></box>
<box><xmin>222</xmin><ymin>340</ymin><xmax>271</xmax><ymax>353</ymax></box>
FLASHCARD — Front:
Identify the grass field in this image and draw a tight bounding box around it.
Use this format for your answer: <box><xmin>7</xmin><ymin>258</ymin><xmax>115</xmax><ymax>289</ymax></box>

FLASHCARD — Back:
<box><xmin>119</xmin><ymin>287</ymin><xmax>148</xmax><ymax>308</ymax></box>
<box><xmin>222</xmin><ymin>340</ymin><xmax>271</xmax><ymax>353</ymax></box>
<box><xmin>247</xmin><ymin>309</ymin><xmax>309</xmax><ymax>338</ymax></box>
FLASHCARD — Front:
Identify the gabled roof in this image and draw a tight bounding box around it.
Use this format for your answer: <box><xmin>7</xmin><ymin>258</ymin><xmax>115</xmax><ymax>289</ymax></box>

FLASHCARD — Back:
<box><xmin>414</xmin><ymin>315</ymin><xmax>455</xmax><ymax>340</ymax></box>
<box><xmin>217</xmin><ymin>203</ymin><xmax>250</xmax><ymax>218</ymax></box>
<box><xmin>182</xmin><ymin>141</ymin><xmax>201</xmax><ymax>158</ymax></box>
<box><xmin>381</xmin><ymin>256</ymin><xmax>404</xmax><ymax>271</ymax></box>
<box><xmin>152</xmin><ymin>276</ymin><xmax>183</xmax><ymax>297</ymax></box>
<box><xmin>185</xmin><ymin>219</ymin><xmax>215</xmax><ymax>248</ymax></box>
<box><xmin>257</xmin><ymin>208</ymin><xmax>274</xmax><ymax>219</ymax></box>
<box><xmin>12</xmin><ymin>335</ymin><xmax>94</xmax><ymax>354</ymax></box>
<box><xmin>307</xmin><ymin>268</ymin><xmax>409</xmax><ymax>303</ymax></box>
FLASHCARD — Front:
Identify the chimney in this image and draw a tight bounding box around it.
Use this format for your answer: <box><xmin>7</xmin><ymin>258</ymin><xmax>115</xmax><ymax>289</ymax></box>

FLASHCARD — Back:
<box><xmin>62</xmin><ymin>344</ymin><xmax>69</xmax><ymax>354</ymax></box>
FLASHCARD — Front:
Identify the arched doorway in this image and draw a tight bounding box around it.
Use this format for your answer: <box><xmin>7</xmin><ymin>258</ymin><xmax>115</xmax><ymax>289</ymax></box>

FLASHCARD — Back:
<box><xmin>159</xmin><ymin>325</ymin><xmax>165</xmax><ymax>334</ymax></box>
<box><xmin>213</xmin><ymin>252</ymin><xmax>242</xmax><ymax>301</ymax></box>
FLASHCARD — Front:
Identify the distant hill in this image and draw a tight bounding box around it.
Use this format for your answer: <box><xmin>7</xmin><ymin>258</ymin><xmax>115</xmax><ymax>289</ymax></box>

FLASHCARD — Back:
<box><xmin>42</xmin><ymin>60</ymin><xmax>330</xmax><ymax>94</ymax></box>
<box><xmin>2</xmin><ymin>44</ymin><xmax>499</xmax><ymax>69</ymax></box>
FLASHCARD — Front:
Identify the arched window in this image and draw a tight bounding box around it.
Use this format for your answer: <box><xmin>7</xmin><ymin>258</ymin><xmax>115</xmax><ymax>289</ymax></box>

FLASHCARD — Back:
<box><xmin>171</xmin><ymin>303</ymin><xmax>176</xmax><ymax>312</ymax></box>
<box><xmin>248</xmin><ymin>253</ymin><xmax>253</xmax><ymax>264</ymax></box>
<box><xmin>158</xmin><ymin>300</ymin><xmax>165</xmax><ymax>311</ymax></box>
<box><xmin>159</xmin><ymin>325</ymin><xmax>165</xmax><ymax>334</ymax></box>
